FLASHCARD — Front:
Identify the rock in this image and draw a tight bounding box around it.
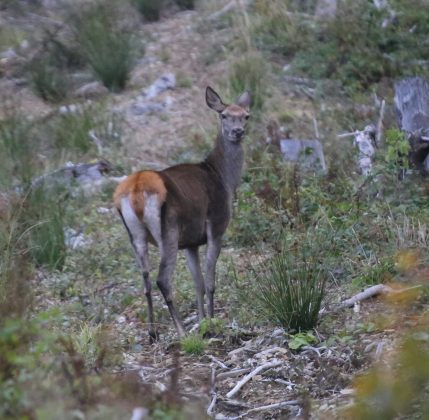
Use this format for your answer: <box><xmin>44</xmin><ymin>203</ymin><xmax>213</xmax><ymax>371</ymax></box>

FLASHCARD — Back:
<box><xmin>130</xmin><ymin>102</ymin><xmax>165</xmax><ymax>116</ymax></box>
<box><xmin>64</xmin><ymin>228</ymin><xmax>91</xmax><ymax>250</ymax></box>
<box><xmin>74</xmin><ymin>81</ymin><xmax>108</xmax><ymax>98</ymax></box>
<box><xmin>142</xmin><ymin>73</ymin><xmax>176</xmax><ymax>99</ymax></box>
<box><xmin>280</xmin><ymin>139</ymin><xmax>327</xmax><ymax>172</ymax></box>
<box><xmin>0</xmin><ymin>48</ymin><xmax>18</xmax><ymax>59</ymax></box>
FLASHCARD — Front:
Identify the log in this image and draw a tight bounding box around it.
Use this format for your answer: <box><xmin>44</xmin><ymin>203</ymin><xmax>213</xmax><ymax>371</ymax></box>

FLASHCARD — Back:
<box><xmin>394</xmin><ymin>77</ymin><xmax>429</xmax><ymax>173</ymax></box>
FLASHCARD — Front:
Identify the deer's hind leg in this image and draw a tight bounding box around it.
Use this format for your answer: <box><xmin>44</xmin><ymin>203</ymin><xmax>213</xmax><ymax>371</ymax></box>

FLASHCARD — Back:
<box><xmin>185</xmin><ymin>247</ymin><xmax>206</xmax><ymax>321</ymax></box>
<box><xmin>118</xmin><ymin>198</ymin><xmax>157</xmax><ymax>342</ymax></box>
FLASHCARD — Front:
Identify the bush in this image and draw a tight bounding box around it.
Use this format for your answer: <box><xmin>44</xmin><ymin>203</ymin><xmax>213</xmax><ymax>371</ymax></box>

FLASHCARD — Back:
<box><xmin>133</xmin><ymin>0</ymin><xmax>164</xmax><ymax>21</ymax></box>
<box><xmin>71</xmin><ymin>1</ymin><xmax>136</xmax><ymax>91</ymax></box>
<box><xmin>256</xmin><ymin>232</ymin><xmax>329</xmax><ymax>331</ymax></box>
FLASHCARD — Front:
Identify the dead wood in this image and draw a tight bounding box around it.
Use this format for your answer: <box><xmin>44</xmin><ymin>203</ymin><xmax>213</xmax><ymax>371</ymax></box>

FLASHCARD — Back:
<box><xmin>323</xmin><ymin>283</ymin><xmax>423</xmax><ymax>315</ymax></box>
<box><xmin>228</xmin><ymin>400</ymin><xmax>299</xmax><ymax>419</ymax></box>
<box><xmin>226</xmin><ymin>360</ymin><xmax>282</xmax><ymax>399</ymax></box>
<box><xmin>394</xmin><ymin>77</ymin><xmax>429</xmax><ymax>172</ymax></box>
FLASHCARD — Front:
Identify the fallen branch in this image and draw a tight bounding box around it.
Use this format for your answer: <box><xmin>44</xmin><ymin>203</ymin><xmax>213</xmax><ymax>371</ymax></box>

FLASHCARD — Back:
<box><xmin>229</xmin><ymin>400</ymin><xmax>299</xmax><ymax>419</ymax></box>
<box><xmin>326</xmin><ymin>284</ymin><xmax>423</xmax><ymax>314</ymax></box>
<box><xmin>207</xmin><ymin>365</ymin><xmax>217</xmax><ymax>417</ymax></box>
<box><xmin>216</xmin><ymin>368</ymin><xmax>252</xmax><ymax>380</ymax></box>
<box><xmin>226</xmin><ymin>360</ymin><xmax>282</xmax><ymax>399</ymax></box>
<box><xmin>208</xmin><ymin>355</ymin><xmax>228</xmax><ymax>370</ymax></box>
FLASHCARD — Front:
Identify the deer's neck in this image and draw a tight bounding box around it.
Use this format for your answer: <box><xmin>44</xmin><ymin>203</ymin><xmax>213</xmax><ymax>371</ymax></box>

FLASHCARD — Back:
<box><xmin>205</xmin><ymin>133</ymin><xmax>244</xmax><ymax>194</ymax></box>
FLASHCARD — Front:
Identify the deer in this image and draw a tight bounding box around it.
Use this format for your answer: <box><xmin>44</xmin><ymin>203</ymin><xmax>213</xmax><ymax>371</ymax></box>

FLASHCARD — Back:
<box><xmin>113</xmin><ymin>86</ymin><xmax>251</xmax><ymax>340</ymax></box>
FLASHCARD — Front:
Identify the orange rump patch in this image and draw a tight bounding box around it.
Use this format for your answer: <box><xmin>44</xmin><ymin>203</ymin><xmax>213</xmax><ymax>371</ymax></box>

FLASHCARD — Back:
<box><xmin>113</xmin><ymin>171</ymin><xmax>167</xmax><ymax>219</ymax></box>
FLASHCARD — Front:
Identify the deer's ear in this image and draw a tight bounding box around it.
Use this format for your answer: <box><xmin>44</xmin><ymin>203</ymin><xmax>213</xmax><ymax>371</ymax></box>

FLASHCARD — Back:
<box><xmin>236</xmin><ymin>91</ymin><xmax>251</xmax><ymax>111</ymax></box>
<box><xmin>206</xmin><ymin>86</ymin><xmax>227</xmax><ymax>113</ymax></box>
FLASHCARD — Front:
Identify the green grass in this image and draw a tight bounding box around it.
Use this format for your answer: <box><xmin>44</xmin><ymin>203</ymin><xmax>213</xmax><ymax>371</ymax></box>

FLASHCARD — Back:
<box><xmin>256</xmin><ymin>231</ymin><xmax>330</xmax><ymax>331</ymax></box>
<box><xmin>0</xmin><ymin>109</ymin><xmax>34</xmax><ymax>187</ymax></box>
<box><xmin>71</xmin><ymin>1</ymin><xmax>136</xmax><ymax>92</ymax></box>
<box><xmin>228</xmin><ymin>51</ymin><xmax>268</xmax><ymax>112</ymax></box>
<box><xmin>181</xmin><ymin>334</ymin><xmax>206</xmax><ymax>355</ymax></box>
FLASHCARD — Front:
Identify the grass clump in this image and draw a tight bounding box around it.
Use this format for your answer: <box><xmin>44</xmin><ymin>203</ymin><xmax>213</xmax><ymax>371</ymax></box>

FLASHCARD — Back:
<box><xmin>257</xmin><ymin>232</ymin><xmax>329</xmax><ymax>331</ymax></box>
<box><xmin>0</xmin><ymin>108</ymin><xmax>34</xmax><ymax>187</ymax></box>
<box><xmin>25</xmin><ymin>187</ymin><xmax>66</xmax><ymax>271</ymax></box>
<box><xmin>229</xmin><ymin>51</ymin><xmax>267</xmax><ymax>112</ymax></box>
<box><xmin>71</xmin><ymin>1</ymin><xmax>136</xmax><ymax>92</ymax></box>
<box><xmin>181</xmin><ymin>334</ymin><xmax>206</xmax><ymax>355</ymax></box>
<box><xmin>27</xmin><ymin>54</ymin><xmax>70</xmax><ymax>103</ymax></box>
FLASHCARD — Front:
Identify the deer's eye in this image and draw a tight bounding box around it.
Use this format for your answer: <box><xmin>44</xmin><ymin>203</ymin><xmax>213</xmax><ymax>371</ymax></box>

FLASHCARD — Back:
<box><xmin>221</xmin><ymin>114</ymin><xmax>227</xmax><ymax>119</ymax></box>
<box><xmin>245</xmin><ymin>115</ymin><xmax>250</xmax><ymax>120</ymax></box>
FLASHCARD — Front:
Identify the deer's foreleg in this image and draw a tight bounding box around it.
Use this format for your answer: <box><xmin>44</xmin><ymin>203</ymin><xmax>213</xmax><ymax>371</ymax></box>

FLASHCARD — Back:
<box><xmin>205</xmin><ymin>234</ymin><xmax>222</xmax><ymax>318</ymax></box>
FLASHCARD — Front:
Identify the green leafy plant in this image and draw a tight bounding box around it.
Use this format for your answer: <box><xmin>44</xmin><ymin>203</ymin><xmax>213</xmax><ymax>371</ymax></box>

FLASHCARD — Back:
<box><xmin>199</xmin><ymin>317</ymin><xmax>224</xmax><ymax>336</ymax></box>
<box><xmin>288</xmin><ymin>331</ymin><xmax>317</xmax><ymax>350</ymax></box>
<box><xmin>385</xmin><ymin>128</ymin><xmax>410</xmax><ymax>170</ymax></box>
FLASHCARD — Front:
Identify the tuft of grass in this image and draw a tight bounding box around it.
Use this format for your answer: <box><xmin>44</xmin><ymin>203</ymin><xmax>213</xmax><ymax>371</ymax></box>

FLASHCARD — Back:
<box><xmin>228</xmin><ymin>51</ymin><xmax>268</xmax><ymax>112</ymax></box>
<box><xmin>27</xmin><ymin>54</ymin><xmax>70</xmax><ymax>102</ymax></box>
<box><xmin>71</xmin><ymin>1</ymin><xmax>136</xmax><ymax>92</ymax></box>
<box><xmin>256</xmin><ymin>233</ymin><xmax>329</xmax><ymax>331</ymax></box>
<box><xmin>181</xmin><ymin>334</ymin><xmax>206</xmax><ymax>355</ymax></box>
<box><xmin>133</xmin><ymin>0</ymin><xmax>164</xmax><ymax>21</ymax></box>
<box><xmin>0</xmin><ymin>108</ymin><xmax>34</xmax><ymax>187</ymax></box>
<box><xmin>25</xmin><ymin>187</ymin><xmax>66</xmax><ymax>271</ymax></box>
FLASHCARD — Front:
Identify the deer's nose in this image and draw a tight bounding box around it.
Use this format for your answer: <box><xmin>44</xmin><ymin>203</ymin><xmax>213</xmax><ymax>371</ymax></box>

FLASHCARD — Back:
<box><xmin>232</xmin><ymin>128</ymin><xmax>244</xmax><ymax>138</ymax></box>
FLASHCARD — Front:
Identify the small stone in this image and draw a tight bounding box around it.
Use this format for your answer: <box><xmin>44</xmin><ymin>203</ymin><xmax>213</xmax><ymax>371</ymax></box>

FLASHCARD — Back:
<box><xmin>74</xmin><ymin>81</ymin><xmax>108</xmax><ymax>98</ymax></box>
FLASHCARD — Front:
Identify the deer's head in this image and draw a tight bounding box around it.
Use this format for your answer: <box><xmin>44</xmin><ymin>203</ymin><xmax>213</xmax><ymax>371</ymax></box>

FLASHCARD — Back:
<box><xmin>206</xmin><ymin>86</ymin><xmax>251</xmax><ymax>143</ymax></box>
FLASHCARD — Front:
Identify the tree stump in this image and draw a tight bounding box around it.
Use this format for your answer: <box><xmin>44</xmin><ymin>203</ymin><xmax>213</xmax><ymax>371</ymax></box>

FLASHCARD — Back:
<box><xmin>394</xmin><ymin>77</ymin><xmax>429</xmax><ymax>173</ymax></box>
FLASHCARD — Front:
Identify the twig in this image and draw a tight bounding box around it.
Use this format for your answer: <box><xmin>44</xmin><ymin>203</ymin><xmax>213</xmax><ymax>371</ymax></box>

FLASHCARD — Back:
<box><xmin>337</xmin><ymin>131</ymin><xmax>359</xmax><ymax>138</ymax></box>
<box><xmin>226</xmin><ymin>360</ymin><xmax>282</xmax><ymax>399</ymax></box>
<box><xmin>229</xmin><ymin>400</ymin><xmax>299</xmax><ymax>419</ymax></box>
<box><xmin>208</xmin><ymin>355</ymin><xmax>228</xmax><ymax>370</ymax></box>
<box><xmin>216</xmin><ymin>368</ymin><xmax>252</xmax><ymax>380</ymax></box>
<box><xmin>324</xmin><ymin>284</ymin><xmax>423</xmax><ymax>314</ymax></box>
<box><xmin>207</xmin><ymin>365</ymin><xmax>217</xmax><ymax>417</ymax></box>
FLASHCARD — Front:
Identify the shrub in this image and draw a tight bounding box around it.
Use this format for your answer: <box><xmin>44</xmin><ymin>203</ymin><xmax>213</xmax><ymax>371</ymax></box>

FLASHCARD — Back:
<box><xmin>71</xmin><ymin>1</ymin><xmax>136</xmax><ymax>91</ymax></box>
<box><xmin>134</xmin><ymin>0</ymin><xmax>164</xmax><ymax>21</ymax></box>
<box><xmin>256</xmin><ymin>232</ymin><xmax>329</xmax><ymax>331</ymax></box>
